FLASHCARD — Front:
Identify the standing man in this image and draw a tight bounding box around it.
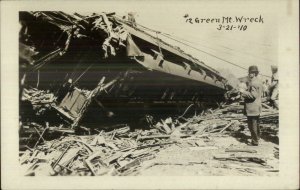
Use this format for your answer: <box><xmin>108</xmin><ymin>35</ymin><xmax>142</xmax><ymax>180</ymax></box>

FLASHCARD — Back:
<box><xmin>269</xmin><ymin>65</ymin><xmax>279</xmax><ymax>109</ymax></box>
<box><xmin>239</xmin><ymin>66</ymin><xmax>263</xmax><ymax>146</ymax></box>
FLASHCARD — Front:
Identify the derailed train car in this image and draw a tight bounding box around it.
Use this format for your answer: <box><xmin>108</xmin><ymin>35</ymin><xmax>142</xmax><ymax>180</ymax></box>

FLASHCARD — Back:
<box><xmin>19</xmin><ymin>11</ymin><xmax>229</xmax><ymax>128</ymax></box>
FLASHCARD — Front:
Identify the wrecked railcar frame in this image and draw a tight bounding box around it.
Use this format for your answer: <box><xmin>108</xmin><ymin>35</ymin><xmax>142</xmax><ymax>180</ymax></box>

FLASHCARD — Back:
<box><xmin>19</xmin><ymin>11</ymin><xmax>229</xmax><ymax>128</ymax></box>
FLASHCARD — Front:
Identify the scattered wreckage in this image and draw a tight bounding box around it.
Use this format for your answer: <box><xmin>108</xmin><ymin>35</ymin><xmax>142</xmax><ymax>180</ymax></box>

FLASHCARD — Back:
<box><xmin>19</xmin><ymin>100</ymin><xmax>278</xmax><ymax>176</ymax></box>
<box><xmin>19</xmin><ymin>11</ymin><xmax>279</xmax><ymax>176</ymax></box>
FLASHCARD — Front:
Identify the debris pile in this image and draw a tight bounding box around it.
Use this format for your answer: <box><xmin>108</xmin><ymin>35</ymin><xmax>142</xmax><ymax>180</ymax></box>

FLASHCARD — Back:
<box><xmin>19</xmin><ymin>100</ymin><xmax>278</xmax><ymax>176</ymax></box>
<box><xmin>20</xmin><ymin>126</ymin><xmax>174</xmax><ymax>176</ymax></box>
<box><xmin>21</xmin><ymin>88</ymin><xmax>56</xmax><ymax>116</ymax></box>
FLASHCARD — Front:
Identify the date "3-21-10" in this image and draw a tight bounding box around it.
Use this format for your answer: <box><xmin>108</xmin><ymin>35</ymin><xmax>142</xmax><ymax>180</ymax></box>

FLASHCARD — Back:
<box><xmin>217</xmin><ymin>25</ymin><xmax>248</xmax><ymax>31</ymax></box>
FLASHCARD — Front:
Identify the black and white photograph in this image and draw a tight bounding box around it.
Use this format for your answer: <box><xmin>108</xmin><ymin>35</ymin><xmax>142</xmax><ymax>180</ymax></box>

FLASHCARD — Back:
<box><xmin>1</xmin><ymin>0</ymin><xmax>299</xmax><ymax>189</ymax></box>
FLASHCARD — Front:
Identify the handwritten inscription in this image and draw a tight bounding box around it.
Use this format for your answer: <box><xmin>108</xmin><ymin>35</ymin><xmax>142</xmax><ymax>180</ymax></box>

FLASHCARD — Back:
<box><xmin>183</xmin><ymin>14</ymin><xmax>264</xmax><ymax>31</ymax></box>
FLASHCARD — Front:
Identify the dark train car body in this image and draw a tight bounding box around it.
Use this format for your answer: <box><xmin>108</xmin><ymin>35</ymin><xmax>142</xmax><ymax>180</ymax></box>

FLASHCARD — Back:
<box><xmin>19</xmin><ymin>11</ymin><xmax>229</xmax><ymax>127</ymax></box>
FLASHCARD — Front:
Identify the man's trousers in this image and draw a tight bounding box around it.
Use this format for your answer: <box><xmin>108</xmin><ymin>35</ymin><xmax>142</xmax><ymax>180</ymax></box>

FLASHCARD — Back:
<box><xmin>247</xmin><ymin>116</ymin><xmax>260</xmax><ymax>145</ymax></box>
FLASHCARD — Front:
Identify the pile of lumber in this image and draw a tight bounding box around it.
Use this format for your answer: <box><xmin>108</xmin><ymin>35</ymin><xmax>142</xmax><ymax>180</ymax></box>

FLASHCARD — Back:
<box><xmin>150</xmin><ymin>102</ymin><xmax>278</xmax><ymax>137</ymax></box>
<box><xmin>19</xmin><ymin>125</ymin><xmax>178</xmax><ymax>176</ymax></box>
<box><xmin>19</xmin><ymin>101</ymin><xmax>279</xmax><ymax>176</ymax></box>
<box><xmin>21</xmin><ymin>88</ymin><xmax>56</xmax><ymax>116</ymax></box>
<box><xmin>22</xmin><ymin>88</ymin><xmax>56</xmax><ymax>105</ymax></box>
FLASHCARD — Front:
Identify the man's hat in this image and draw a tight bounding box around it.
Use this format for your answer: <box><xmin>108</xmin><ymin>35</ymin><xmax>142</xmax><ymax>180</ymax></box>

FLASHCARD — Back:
<box><xmin>248</xmin><ymin>65</ymin><xmax>259</xmax><ymax>73</ymax></box>
<box><xmin>271</xmin><ymin>65</ymin><xmax>278</xmax><ymax>74</ymax></box>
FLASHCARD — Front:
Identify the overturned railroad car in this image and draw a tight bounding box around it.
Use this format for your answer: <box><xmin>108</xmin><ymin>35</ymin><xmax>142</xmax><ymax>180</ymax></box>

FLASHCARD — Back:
<box><xmin>19</xmin><ymin>11</ymin><xmax>229</xmax><ymax>127</ymax></box>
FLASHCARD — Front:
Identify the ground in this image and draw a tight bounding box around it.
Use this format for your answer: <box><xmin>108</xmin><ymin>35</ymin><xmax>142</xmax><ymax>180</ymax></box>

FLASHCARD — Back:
<box><xmin>136</xmin><ymin>131</ymin><xmax>278</xmax><ymax>176</ymax></box>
